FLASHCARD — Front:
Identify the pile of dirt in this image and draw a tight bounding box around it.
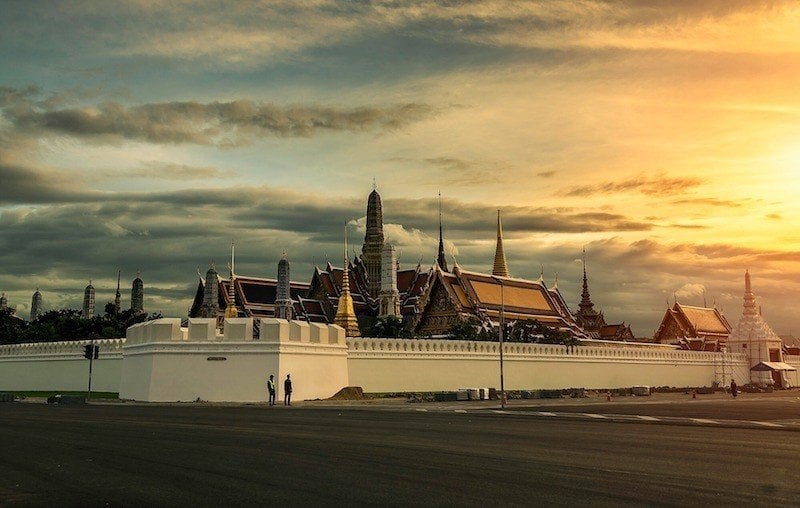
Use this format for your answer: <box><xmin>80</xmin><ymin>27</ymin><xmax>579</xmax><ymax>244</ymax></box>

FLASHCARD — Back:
<box><xmin>328</xmin><ymin>386</ymin><xmax>368</xmax><ymax>400</ymax></box>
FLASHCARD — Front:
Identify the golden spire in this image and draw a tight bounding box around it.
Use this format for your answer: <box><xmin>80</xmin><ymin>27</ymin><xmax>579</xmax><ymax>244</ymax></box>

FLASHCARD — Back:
<box><xmin>492</xmin><ymin>209</ymin><xmax>509</xmax><ymax>277</ymax></box>
<box><xmin>225</xmin><ymin>241</ymin><xmax>238</xmax><ymax>319</ymax></box>
<box><xmin>334</xmin><ymin>222</ymin><xmax>360</xmax><ymax>336</ymax></box>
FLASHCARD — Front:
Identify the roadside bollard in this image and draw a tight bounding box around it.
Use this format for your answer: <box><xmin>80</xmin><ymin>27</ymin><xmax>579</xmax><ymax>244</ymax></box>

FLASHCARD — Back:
<box><xmin>606</xmin><ymin>391</ymin><xmax>612</xmax><ymax>402</ymax></box>
<box><xmin>692</xmin><ymin>390</ymin><xmax>696</xmax><ymax>399</ymax></box>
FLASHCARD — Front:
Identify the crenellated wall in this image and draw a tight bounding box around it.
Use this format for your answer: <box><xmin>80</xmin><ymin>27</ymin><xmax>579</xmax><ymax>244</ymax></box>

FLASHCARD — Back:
<box><xmin>0</xmin><ymin>338</ymin><xmax>125</xmax><ymax>392</ymax></box>
<box><xmin>120</xmin><ymin>318</ymin><xmax>349</xmax><ymax>402</ymax></box>
<box><xmin>346</xmin><ymin>337</ymin><xmax>752</xmax><ymax>393</ymax></box>
<box><xmin>0</xmin><ymin>319</ymin><xmax>758</xmax><ymax>400</ymax></box>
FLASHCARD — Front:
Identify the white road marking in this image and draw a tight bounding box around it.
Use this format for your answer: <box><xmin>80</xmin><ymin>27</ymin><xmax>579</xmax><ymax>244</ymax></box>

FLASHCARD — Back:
<box><xmin>583</xmin><ymin>413</ymin><xmax>608</xmax><ymax>419</ymax></box>
<box><xmin>454</xmin><ymin>409</ymin><xmax>467</xmax><ymax>413</ymax></box>
<box><xmin>492</xmin><ymin>410</ymin><xmax>509</xmax><ymax>415</ymax></box>
<box><xmin>415</xmin><ymin>408</ymin><xmax>428</xmax><ymax>412</ymax></box>
<box><xmin>537</xmin><ymin>412</ymin><xmax>557</xmax><ymax>417</ymax></box>
<box><xmin>636</xmin><ymin>415</ymin><xmax>660</xmax><ymax>421</ymax></box>
<box><xmin>691</xmin><ymin>418</ymin><xmax>719</xmax><ymax>424</ymax></box>
<box><xmin>751</xmin><ymin>421</ymin><xmax>783</xmax><ymax>427</ymax></box>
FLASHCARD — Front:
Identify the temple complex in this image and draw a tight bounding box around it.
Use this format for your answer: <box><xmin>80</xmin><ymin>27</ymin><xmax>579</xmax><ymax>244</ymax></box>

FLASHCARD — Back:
<box><xmin>727</xmin><ymin>270</ymin><xmax>795</xmax><ymax>387</ymax></box>
<box><xmin>653</xmin><ymin>302</ymin><xmax>731</xmax><ymax>351</ymax></box>
<box><xmin>187</xmin><ymin>186</ymin><xmax>634</xmax><ymax>340</ymax></box>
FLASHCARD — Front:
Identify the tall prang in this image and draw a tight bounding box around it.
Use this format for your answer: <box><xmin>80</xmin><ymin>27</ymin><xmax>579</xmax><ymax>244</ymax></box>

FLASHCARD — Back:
<box><xmin>200</xmin><ymin>262</ymin><xmax>219</xmax><ymax>319</ymax></box>
<box><xmin>83</xmin><ymin>280</ymin><xmax>96</xmax><ymax>318</ymax></box>
<box><xmin>379</xmin><ymin>243</ymin><xmax>400</xmax><ymax>317</ymax></box>
<box><xmin>437</xmin><ymin>192</ymin><xmax>448</xmax><ymax>272</ymax></box>
<box><xmin>131</xmin><ymin>272</ymin><xmax>144</xmax><ymax>313</ymax></box>
<box><xmin>361</xmin><ymin>185</ymin><xmax>384</xmax><ymax>299</ymax></box>
<box><xmin>492</xmin><ymin>210</ymin><xmax>509</xmax><ymax>277</ymax></box>
<box><xmin>275</xmin><ymin>253</ymin><xmax>293</xmax><ymax>320</ymax></box>
<box><xmin>113</xmin><ymin>270</ymin><xmax>121</xmax><ymax>313</ymax></box>
<box><xmin>30</xmin><ymin>289</ymin><xmax>42</xmax><ymax>321</ymax></box>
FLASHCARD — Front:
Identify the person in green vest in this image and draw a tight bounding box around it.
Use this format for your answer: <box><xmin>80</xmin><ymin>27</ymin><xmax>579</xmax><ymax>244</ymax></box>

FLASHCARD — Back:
<box><xmin>267</xmin><ymin>374</ymin><xmax>276</xmax><ymax>406</ymax></box>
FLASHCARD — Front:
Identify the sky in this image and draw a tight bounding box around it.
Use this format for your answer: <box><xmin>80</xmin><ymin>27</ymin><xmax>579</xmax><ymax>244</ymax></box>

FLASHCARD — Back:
<box><xmin>1</xmin><ymin>0</ymin><xmax>799</xmax><ymax>336</ymax></box>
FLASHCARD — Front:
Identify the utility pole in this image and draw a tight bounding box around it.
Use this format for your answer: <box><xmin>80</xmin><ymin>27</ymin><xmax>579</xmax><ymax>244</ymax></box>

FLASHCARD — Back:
<box><xmin>85</xmin><ymin>333</ymin><xmax>98</xmax><ymax>402</ymax></box>
<box><xmin>493</xmin><ymin>276</ymin><xmax>506</xmax><ymax>409</ymax></box>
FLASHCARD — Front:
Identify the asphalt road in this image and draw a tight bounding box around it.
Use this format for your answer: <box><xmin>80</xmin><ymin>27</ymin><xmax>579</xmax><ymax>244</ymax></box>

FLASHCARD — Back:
<box><xmin>1</xmin><ymin>403</ymin><xmax>799</xmax><ymax>506</ymax></box>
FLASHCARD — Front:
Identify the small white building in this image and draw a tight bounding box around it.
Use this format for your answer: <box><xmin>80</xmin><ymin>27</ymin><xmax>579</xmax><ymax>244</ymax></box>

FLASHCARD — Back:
<box><xmin>726</xmin><ymin>271</ymin><xmax>796</xmax><ymax>388</ymax></box>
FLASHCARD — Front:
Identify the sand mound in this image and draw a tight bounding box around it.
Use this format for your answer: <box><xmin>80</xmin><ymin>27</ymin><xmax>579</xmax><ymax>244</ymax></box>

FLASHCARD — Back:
<box><xmin>328</xmin><ymin>386</ymin><xmax>367</xmax><ymax>400</ymax></box>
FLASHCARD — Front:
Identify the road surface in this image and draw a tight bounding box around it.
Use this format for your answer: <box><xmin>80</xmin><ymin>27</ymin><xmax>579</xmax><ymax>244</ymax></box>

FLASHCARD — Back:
<box><xmin>1</xmin><ymin>403</ymin><xmax>798</xmax><ymax>506</ymax></box>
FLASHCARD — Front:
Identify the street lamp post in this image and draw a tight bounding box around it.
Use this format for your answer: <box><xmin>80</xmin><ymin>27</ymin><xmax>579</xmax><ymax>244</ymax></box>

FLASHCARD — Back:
<box><xmin>493</xmin><ymin>276</ymin><xmax>506</xmax><ymax>409</ymax></box>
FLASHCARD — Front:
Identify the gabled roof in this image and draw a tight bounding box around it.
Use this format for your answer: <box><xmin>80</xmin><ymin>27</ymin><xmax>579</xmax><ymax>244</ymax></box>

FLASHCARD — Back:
<box><xmin>674</xmin><ymin>303</ymin><xmax>731</xmax><ymax>336</ymax></box>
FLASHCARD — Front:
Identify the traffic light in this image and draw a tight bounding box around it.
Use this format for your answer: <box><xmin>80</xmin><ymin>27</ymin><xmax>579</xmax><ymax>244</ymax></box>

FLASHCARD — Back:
<box><xmin>83</xmin><ymin>345</ymin><xmax>99</xmax><ymax>359</ymax></box>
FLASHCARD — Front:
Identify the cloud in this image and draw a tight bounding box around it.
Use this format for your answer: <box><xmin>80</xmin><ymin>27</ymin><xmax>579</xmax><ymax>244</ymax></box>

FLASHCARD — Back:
<box><xmin>0</xmin><ymin>87</ymin><xmax>440</xmax><ymax>146</ymax></box>
<box><xmin>675</xmin><ymin>283</ymin><xmax>706</xmax><ymax>299</ymax></box>
<box><xmin>95</xmin><ymin>162</ymin><xmax>236</xmax><ymax>181</ymax></box>
<box><xmin>562</xmin><ymin>174</ymin><xmax>705</xmax><ymax>197</ymax></box>
<box><xmin>537</xmin><ymin>170</ymin><xmax>556</xmax><ymax>178</ymax></box>
<box><xmin>671</xmin><ymin>197</ymin><xmax>745</xmax><ymax>208</ymax></box>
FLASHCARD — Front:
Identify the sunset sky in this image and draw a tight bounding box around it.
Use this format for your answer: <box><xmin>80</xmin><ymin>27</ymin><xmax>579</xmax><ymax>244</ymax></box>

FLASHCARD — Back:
<box><xmin>1</xmin><ymin>1</ymin><xmax>799</xmax><ymax>336</ymax></box>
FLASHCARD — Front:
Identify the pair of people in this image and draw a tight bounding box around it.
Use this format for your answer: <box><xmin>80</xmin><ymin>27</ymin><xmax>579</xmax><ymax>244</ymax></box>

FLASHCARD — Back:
<box><xmin>267</xmin><ymin>374</ymin><xmax>293</xmax><ymax>406</ymax></box>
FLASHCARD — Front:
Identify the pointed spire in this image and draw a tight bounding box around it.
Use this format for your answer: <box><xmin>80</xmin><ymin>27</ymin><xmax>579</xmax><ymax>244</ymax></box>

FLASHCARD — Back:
<box><xmin>579</xmin><ymin>248</ymin><xmax>594</xmax><ymax>312</ymax></box>
<box><xmin>225</xmin><ymin>241</ymin><xmax>238</xmax><ymax>319</ymax></box>
<box><xmin>334</xmin><ymin>222</ymin><xmax>360</xmax><ymax>336</ymax></box>
<box><xmin>537</xmin><ymin>264</ymin><xmax>544</xmax><ymax>283</ymax></box>
<box><xmin>492</xmin><ymin>209</ymin><xmax>509</xmax><ymax>277</ymax></box>
<box><xmin>553</xmin><ymin>272</ymin><xmax>559</xmax><ymax>289</ymax></box>
<box><xmin>436</xmin><ymin>191</ymin><xmax>448</xmax><ymax>272</ymax></box>
<box><xmin>743</xmin><ymin>269</ymin><xmax>757</xmax><ymax>316</ymax></box>
<box><xmin>114</xmin><ymin>269</ymin><xmax>121</xmax><ymax>313</ymax></box>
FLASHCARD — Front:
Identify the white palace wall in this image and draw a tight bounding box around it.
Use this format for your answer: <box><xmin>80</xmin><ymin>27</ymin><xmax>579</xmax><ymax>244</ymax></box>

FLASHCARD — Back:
<box><xmin>347</xmin><ymin>338</ymin><xmax>751</xmax><ymax>393</ymax></box>
<box><xmin>119</xmin><ymin>318</ymin><xmax>349</xmax><ymax>402</ymax></box>
<box><xmin>0</xmin><ymin>339</ymin><xmax>124</xmax><ymax>393</ymax></box>
<box><xmin>0</xmin><ymin>318</ymin><xmax>754</xmax><ymax>400</ymax></box>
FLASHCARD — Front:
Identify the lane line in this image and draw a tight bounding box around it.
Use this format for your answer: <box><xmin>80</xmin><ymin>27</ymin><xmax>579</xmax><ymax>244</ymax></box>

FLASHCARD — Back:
<box><xmin>415</xmin><ymin>408</ymin><xmax>428</xmax><ymax>412</ymax></box>
<box><xmin>537</xmin><ymin>412</ymin><xmax>557</xmax><ymax>417</ymax></box>
<box><xmin>636</xmin><ymin>415</ymin><xmax>660</xmax><ymax>422</ymax></box>
<box><xmin>583</xmin><ymin>413</ymin><xmax>608</xmax><ymax>419</ymax></box>
<box><xmin>691</xmin><ymin>418</ymin><xmax>719</xmax><ymax>424</ymax></box>
<box><xmin>454</xmin><ymin>409</ymin><xmax>467</xmax><ymax>414</ymax></box>
<box><xmin>751</xmin><ymin>421</ymin><xmax>783</xmax><ymax>427</ymax></box>
<box><xmin>492</xmin><ymin>410</ymin><xmax>509</xmax><ymax>415</ymax></box>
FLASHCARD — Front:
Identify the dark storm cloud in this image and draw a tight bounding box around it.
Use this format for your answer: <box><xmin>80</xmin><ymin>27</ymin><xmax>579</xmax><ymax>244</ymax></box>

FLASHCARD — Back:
<box><xmin>0</xmin><ymin>87</ymin><xmax>440</xmax><ymax>145</ymax></box>
<box><xmin>562</xmin><ymin>175</ymin><xmax>704</xmax><ymax>197</ymax></box>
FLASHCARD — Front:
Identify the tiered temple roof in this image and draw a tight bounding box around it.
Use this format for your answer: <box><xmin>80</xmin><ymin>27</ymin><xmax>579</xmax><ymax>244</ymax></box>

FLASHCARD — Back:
<box><xmin>654</xmin><ymin>302</ymin><xmax>731</xmax><ymax>351</ymax></box>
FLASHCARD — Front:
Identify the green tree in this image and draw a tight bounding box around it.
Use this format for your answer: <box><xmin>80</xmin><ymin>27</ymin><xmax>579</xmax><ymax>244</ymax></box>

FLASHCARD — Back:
<box><xmin>0</xmin><ymin>308</ymin><xmax>27</xmax><ymax>345</ymax></box>
<box><xmin>367</xmin><ymin>315</ymin><xmax>406</xmax><ymax>338</ymax></box>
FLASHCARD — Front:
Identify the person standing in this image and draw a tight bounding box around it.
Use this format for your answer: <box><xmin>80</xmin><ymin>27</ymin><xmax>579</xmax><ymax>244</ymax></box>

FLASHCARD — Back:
<box><xmin>267</xmin><ymin>374</ymin><xmax>276</xmax><ymax>406</ymax></box>
<box><xmin>284</xmin><ymin>374</ymin><xmax>292</xmax><ymax>406</ymax></box>
<box><xmin>730</xmin><ymin>379</ymin><xmax>738</xmax><ymax>398</ymax></box>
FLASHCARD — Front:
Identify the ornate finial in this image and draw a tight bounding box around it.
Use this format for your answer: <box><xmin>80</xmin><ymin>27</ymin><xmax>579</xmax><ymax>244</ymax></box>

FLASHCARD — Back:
<box><xmin>437</xmin><ymin>191</ymin><xmax>448</xmax><ymax>272</ymax></box>
<box><xmin>492</xmin><ymin>209</ymin><xmax>509</xmax><ymax>277</ymax></box>
<box><xmin>225</xmin><ymin>241</ymin><xmax>238</xmax><ymax>319</ymax></box>
<box><xmin>553</xmin><ymin>272</ymin><xmax>559</xmax><ymax>289</ymax></box>
<box><xmin>281</xmin><ymin>250</ymin><xmax>287</xmax><ymax>260</ymax></box>
<box><xmin>538</xmin><ymin>264</ymin><xmax>544</xmax><ymax>282</ymax></box>
<box><xmin>372</xmin><ymin>176</ymin><xmax>377</xmax><ymax>191</ymax></box>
